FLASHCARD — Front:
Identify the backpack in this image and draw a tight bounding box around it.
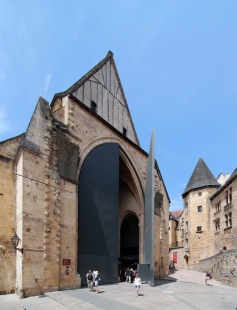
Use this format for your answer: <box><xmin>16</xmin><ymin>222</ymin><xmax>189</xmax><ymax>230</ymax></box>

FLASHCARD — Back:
<box><xmin>88</xmin><ymin>273</ymin><xmax>93</xmax><ymax>280</ymax></box>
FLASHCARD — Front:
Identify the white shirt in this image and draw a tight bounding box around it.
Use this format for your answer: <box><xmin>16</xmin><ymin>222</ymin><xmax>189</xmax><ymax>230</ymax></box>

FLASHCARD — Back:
<box><xmin>134</xmin><ymin>277</ymin><xmax>141</xmax><ymax>285</ymax></box>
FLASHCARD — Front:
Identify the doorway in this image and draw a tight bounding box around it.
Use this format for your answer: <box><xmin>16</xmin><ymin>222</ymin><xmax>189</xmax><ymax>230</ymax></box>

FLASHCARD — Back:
<box><xmin>78</xmin><ymin>143</ymin><xmax>119</xmax><ymax>286</ymax></box>
<box><xmin>120</xmin><ymin>213</ymin><xmax>139</xmax><ymax>269</ymax></box>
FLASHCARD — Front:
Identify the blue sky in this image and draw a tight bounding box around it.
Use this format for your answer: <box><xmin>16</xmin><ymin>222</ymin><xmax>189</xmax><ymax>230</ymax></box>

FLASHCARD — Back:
<box><xmin>1</xmin><ymin>1</ymin><xmax>237</xmax><ymax>211</ymax></box>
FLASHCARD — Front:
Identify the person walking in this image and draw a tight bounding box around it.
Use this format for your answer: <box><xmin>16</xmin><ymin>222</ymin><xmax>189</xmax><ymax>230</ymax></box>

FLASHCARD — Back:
<box><xmin>134</xmin><ymin>274</ymin><xmax>141</xmax><ymax>296</ymax></box>
<box><xmin>129</xmin><ymin>268</ymin><xmax>134</xmax><ymax>283</ymax></box>
<box><xmin>86</xmin><ymin>270</ymin><xmax>94</xmax><ymax>291</ymax></box>
<box><xmin>125</xmin><ymin>267</ymin><xmax>130</xmax><ymax>282</ymax></box>
<box><xmin>209</xmin><ymin>272</ymin><xmax>213</xmax><ymax>286</ymax></box>
<box><xmin>205</xmin><ymin>271</ymin><xmax>211</xmax><ymax>285</ymax></box>
<box><xmin>93</xmin><ymin>271</ymin><xmax>100</xmax><ymax>293</ymax></box>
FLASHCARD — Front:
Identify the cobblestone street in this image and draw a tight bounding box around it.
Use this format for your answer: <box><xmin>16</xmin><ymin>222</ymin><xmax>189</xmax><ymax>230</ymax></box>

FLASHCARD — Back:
<box><xmin>0</xmin><ymin>270</ymin><xmax>237</xmax><ymax>310</ymax></box>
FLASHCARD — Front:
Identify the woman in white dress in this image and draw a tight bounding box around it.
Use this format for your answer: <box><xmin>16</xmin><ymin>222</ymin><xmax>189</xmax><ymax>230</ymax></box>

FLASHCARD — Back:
<box><xmin>134</xmin><ymin>274</ymin><xmax>141</xmax><ymax>296</ymax></box>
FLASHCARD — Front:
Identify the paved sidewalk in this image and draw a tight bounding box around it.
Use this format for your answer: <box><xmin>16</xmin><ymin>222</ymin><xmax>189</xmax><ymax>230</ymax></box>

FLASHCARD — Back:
<box><xmin>0</xmin><ymin>293</ymin><xmax>68</xmax><ymax>310</ymax></box>
<box><xmin>0</xmin><ymin>270</ymin><xmax>236</xmax><ymax>310</ymax></box>
<box><xmin>163</xmin><ymin>269</ymin><xmax>224</xmax><ymax>286</ymax></box>
<box><xmin>47</xmin><ymin>280</ymin><xmax>237</xmax><ymax>310</ymax></box>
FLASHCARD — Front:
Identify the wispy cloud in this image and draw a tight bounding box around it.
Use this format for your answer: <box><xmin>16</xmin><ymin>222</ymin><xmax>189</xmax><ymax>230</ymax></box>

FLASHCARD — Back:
<box><xmin>0</xmin><ymin>106</ymin><xmax>11</xmax><ymax>134</ymax></box>
<box><xmin>19</xmin><ymin>21</ymin><xmax>29</xmax><ymax>36</ymax></box>
<box><xmin>44</xmin><ymin>74</ymin><xmax>51</xmax><ymax>91</ymax></box>
<box><xmin>38</xmin><ymin>73</ymin><xmax>51</xmax><ymax>93</ymax></box>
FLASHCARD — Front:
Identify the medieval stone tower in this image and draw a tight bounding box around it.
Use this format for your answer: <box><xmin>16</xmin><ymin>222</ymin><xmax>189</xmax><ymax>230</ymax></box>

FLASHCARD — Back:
<box><xmin>181</xmin><ymin>158</ymin><xmax>220</xmax><ymax>267</ymax></box>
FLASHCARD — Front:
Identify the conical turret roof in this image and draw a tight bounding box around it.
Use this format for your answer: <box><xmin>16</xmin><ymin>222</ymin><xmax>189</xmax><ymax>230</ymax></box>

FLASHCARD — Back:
<box><xmin>182</xmin><ymin>158</ymin><xmax>220</xmax><ymax>198</ymax></box>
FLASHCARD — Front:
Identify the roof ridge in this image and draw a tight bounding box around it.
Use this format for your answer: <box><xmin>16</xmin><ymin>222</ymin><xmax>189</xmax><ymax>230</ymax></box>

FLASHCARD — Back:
<box><xmin>109</xmin><ymin>55</ymin><xmax>140</xmax><ymax>146</ymax></box>
<box><xmin>51</xmin><ymin>51</ymin><xmax>113</xmax><ymax>103</ymax></box>
<box><xmin>210</xmin><ymin>167</ymin><xmax>237</xmax><ymax>200</ymax></box>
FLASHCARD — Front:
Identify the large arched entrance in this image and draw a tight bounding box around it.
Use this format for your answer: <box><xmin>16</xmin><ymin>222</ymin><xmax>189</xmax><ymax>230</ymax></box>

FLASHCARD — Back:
<box><xmin>78</xmin><ymin>143</ymin><xmax>143</xmax><ymax>285</ymax></box>
<box><xmin>78</xmin><ymin>143</ymin><xmax>119</xmax><ymax>286</ymax></box>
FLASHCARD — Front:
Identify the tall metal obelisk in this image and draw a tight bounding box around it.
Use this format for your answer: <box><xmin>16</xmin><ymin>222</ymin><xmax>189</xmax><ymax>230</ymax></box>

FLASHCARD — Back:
<box><xmin>144</xmin><ymin>130</ymin><xmax>155</xmax><ymax>287</ymax></box>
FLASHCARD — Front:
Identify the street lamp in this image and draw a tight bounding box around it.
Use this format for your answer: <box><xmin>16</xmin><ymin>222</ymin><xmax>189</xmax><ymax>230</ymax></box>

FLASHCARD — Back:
<box><xmin>11</xmin><ymin>233</ymin><xmax>23</xmax><ymax>254</ymax></box>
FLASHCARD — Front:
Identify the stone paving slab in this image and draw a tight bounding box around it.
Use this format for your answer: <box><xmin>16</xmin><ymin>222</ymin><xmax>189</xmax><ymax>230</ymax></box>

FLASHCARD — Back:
<box><xmin>162</xmin><ymin>269</ymin><xmax>226</xmax><ymax>286</ymax></box>
<box><xmin>58</xmin><ymin>280</ymin><xmax>237</xmax><ymax>310</ymax></box>
<box><xmin>0</xmin><ymin>294</ymin><xmax>68</xmax><ymax>310</ymax></box>
<box><xmin>46</xmin><ymin>291</ymin><xmax>104</xmax><ymax>310</ymax></box>
<box><xmin>0</xmin><ymin>270</ymin><xmax>236</xmax><ymax>309</ymax></box>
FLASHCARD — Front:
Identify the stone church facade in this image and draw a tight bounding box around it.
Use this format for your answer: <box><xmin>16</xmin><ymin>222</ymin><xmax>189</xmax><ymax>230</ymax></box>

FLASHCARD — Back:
<box><xmin>0</xmin><ymin>51</ymin><xmax>170</xmax><ymax>297</ymax></box>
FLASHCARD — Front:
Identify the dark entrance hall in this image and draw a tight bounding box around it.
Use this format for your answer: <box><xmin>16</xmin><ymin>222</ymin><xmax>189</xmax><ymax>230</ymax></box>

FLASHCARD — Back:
<box><xmin>120</xmin><ymin>214</ymin><xmax>139</xmax><ymax>266</ymax></box>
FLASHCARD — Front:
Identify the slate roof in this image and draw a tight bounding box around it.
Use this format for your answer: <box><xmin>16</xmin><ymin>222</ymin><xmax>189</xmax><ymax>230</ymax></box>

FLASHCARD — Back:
<box><xmin>50</xmin><ymin>51</ymin><xmax>140</xmax><ymax>146</ymax></box>
<box><xmin>210</xmin><ymin>168</ymin><xmax>237</xmax><ymax>200</ymax></box>
<box><xmin>170</xmin><ymin>209</ymin><xmax>183</xmax><ymax>220</ymax></box>
<box><xmin>182</xmin><ymin>158</ymin><xmax>220</xmax><ymax>198</ymax></box>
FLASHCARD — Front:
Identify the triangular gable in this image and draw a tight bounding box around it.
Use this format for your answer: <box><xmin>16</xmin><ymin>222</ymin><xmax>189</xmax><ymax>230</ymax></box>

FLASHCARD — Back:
<box><xmin>0</xmin><ymin>134</ymin><xmax>24</xmax><ymax>159</ymax></box>
<box><xmin>51</xmin><ymin>51</ymin><xmax>140</xmax><ymax>146</ymax></box>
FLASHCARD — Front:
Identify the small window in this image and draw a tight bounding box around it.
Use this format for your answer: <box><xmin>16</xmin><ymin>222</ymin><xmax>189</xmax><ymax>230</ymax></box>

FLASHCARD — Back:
<box><xmin>198</xmin><ymin>192</ymin><xmax>202</xmax><ymax>196</ymax></box>
<box><xmin>123</xmin><ymin>127</ymin><xmax>127</xmax><ymax>136</ymax></box>
<box><xmin>197</xmin><ymin>206</ymin><xmax>202</xmax><ymax>212</ymax></box>
<box><xmin>225</xmin><ymin>212</ymin><xmax>232</xmax><ymax>228</ymax></box>
<box><xmin>185</xmin><ymin>239</ymin><xmax>189</xmax><ymax>248</ymax></box>
<box><xmin>185</xmin><ymin>202</ymin><xmax>188</xmax><ymax>214</ymax></box>
<box><xmin>225</xmin><ymin>190</ymin><xmax>228</xmax><ymax>205</ymax></box>
<box><xmin>215</xmin><ymin>202</ymin><xmax>221</xmax><ymax>212</ymax></box>
<box><xmin>215</xmin><ymin>219</ymin><xmax>220</xmax><ymax>232</ymax></box>
<box><xmin>229</xmin><ymin>187</ymin><xmax>232</xmax><ymax>203</ymax></box>
<box><xmin>90</xmin><ymin>100</ymin><xmax>97</xmax><ymax>113</ymax></box>
<box><xmin>197</xmin><ymin>226</ymin><xmax>202</xmax><ymax>232</ymax></box>
<box><xmin>185</xmin><ymin>221</ymin><xmax>188</xmax><ymax>233</ymax></box>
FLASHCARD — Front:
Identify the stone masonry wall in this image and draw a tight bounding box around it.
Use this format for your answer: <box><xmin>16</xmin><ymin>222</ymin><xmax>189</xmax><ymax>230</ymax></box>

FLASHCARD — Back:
<box><xmin>183</xmin><ymin>188</ymin><xmax>217</xmax><ymax>267</ymax></box>
<box><xmin>54</xmin><ymin>96</ymin><xmax>170</xmax><ymax>280</ymax></box>
<box><xmin>14</xmin><ymin>98</ymin><xmax>81</xmax><ymax>297</ymax></box>
<box><xmin>210</xmin><ymin>178</ymin><xmax>237</xmax><ymax>255</ymax></box>
<box><xmin>169</xmin><ymin>247</ymin><xmax>186</xmax><ymax>270</ymax></box>
<box><xmin>198</xmin><ymin>249</ymin><xmax>237</xmax><ymax>288</ymax></box>
<box><xmin>0</xmin><ymin>135</ymin><xmax>24</xmax><ymax>295</ymax></box>
<box><xmin>0</xmin><ymin>156</ymin><xmax>16</xmax><ymax>294</ymax></box>
<box><xmin>0</xmin><ymin>92</ymin><xmax>170</xmax><ymax>296</ymax></box>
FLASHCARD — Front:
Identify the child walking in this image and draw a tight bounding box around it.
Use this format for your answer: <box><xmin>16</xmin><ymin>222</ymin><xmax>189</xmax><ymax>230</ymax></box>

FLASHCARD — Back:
<box><xmin>93</xmin><ymin>271</ymin><xmax>100</xmax><ymax>293</ymax></box>
<box><xmin>134</xmin><ymin>274</ymin><xmax>141</xmax><ymax>296</ymax></box>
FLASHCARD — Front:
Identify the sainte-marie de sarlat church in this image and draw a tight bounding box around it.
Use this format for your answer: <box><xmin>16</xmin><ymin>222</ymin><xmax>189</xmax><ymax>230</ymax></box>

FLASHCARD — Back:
<box><xmin>0</xmin><ymin>51</ymin><xmax>170</xmax><ymax>297</ymax></box>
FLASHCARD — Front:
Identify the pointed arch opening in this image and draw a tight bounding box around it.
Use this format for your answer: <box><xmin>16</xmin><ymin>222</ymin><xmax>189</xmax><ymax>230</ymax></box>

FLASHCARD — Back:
<box><xmin>78</xmin><ymin>143</ymin><xmax>143</xmax><ymax>285</ymax></box>
<box><xmin>118</xmin><ymin>154</ymin><xmax>141</xmax><ymax>271</ymax></box>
